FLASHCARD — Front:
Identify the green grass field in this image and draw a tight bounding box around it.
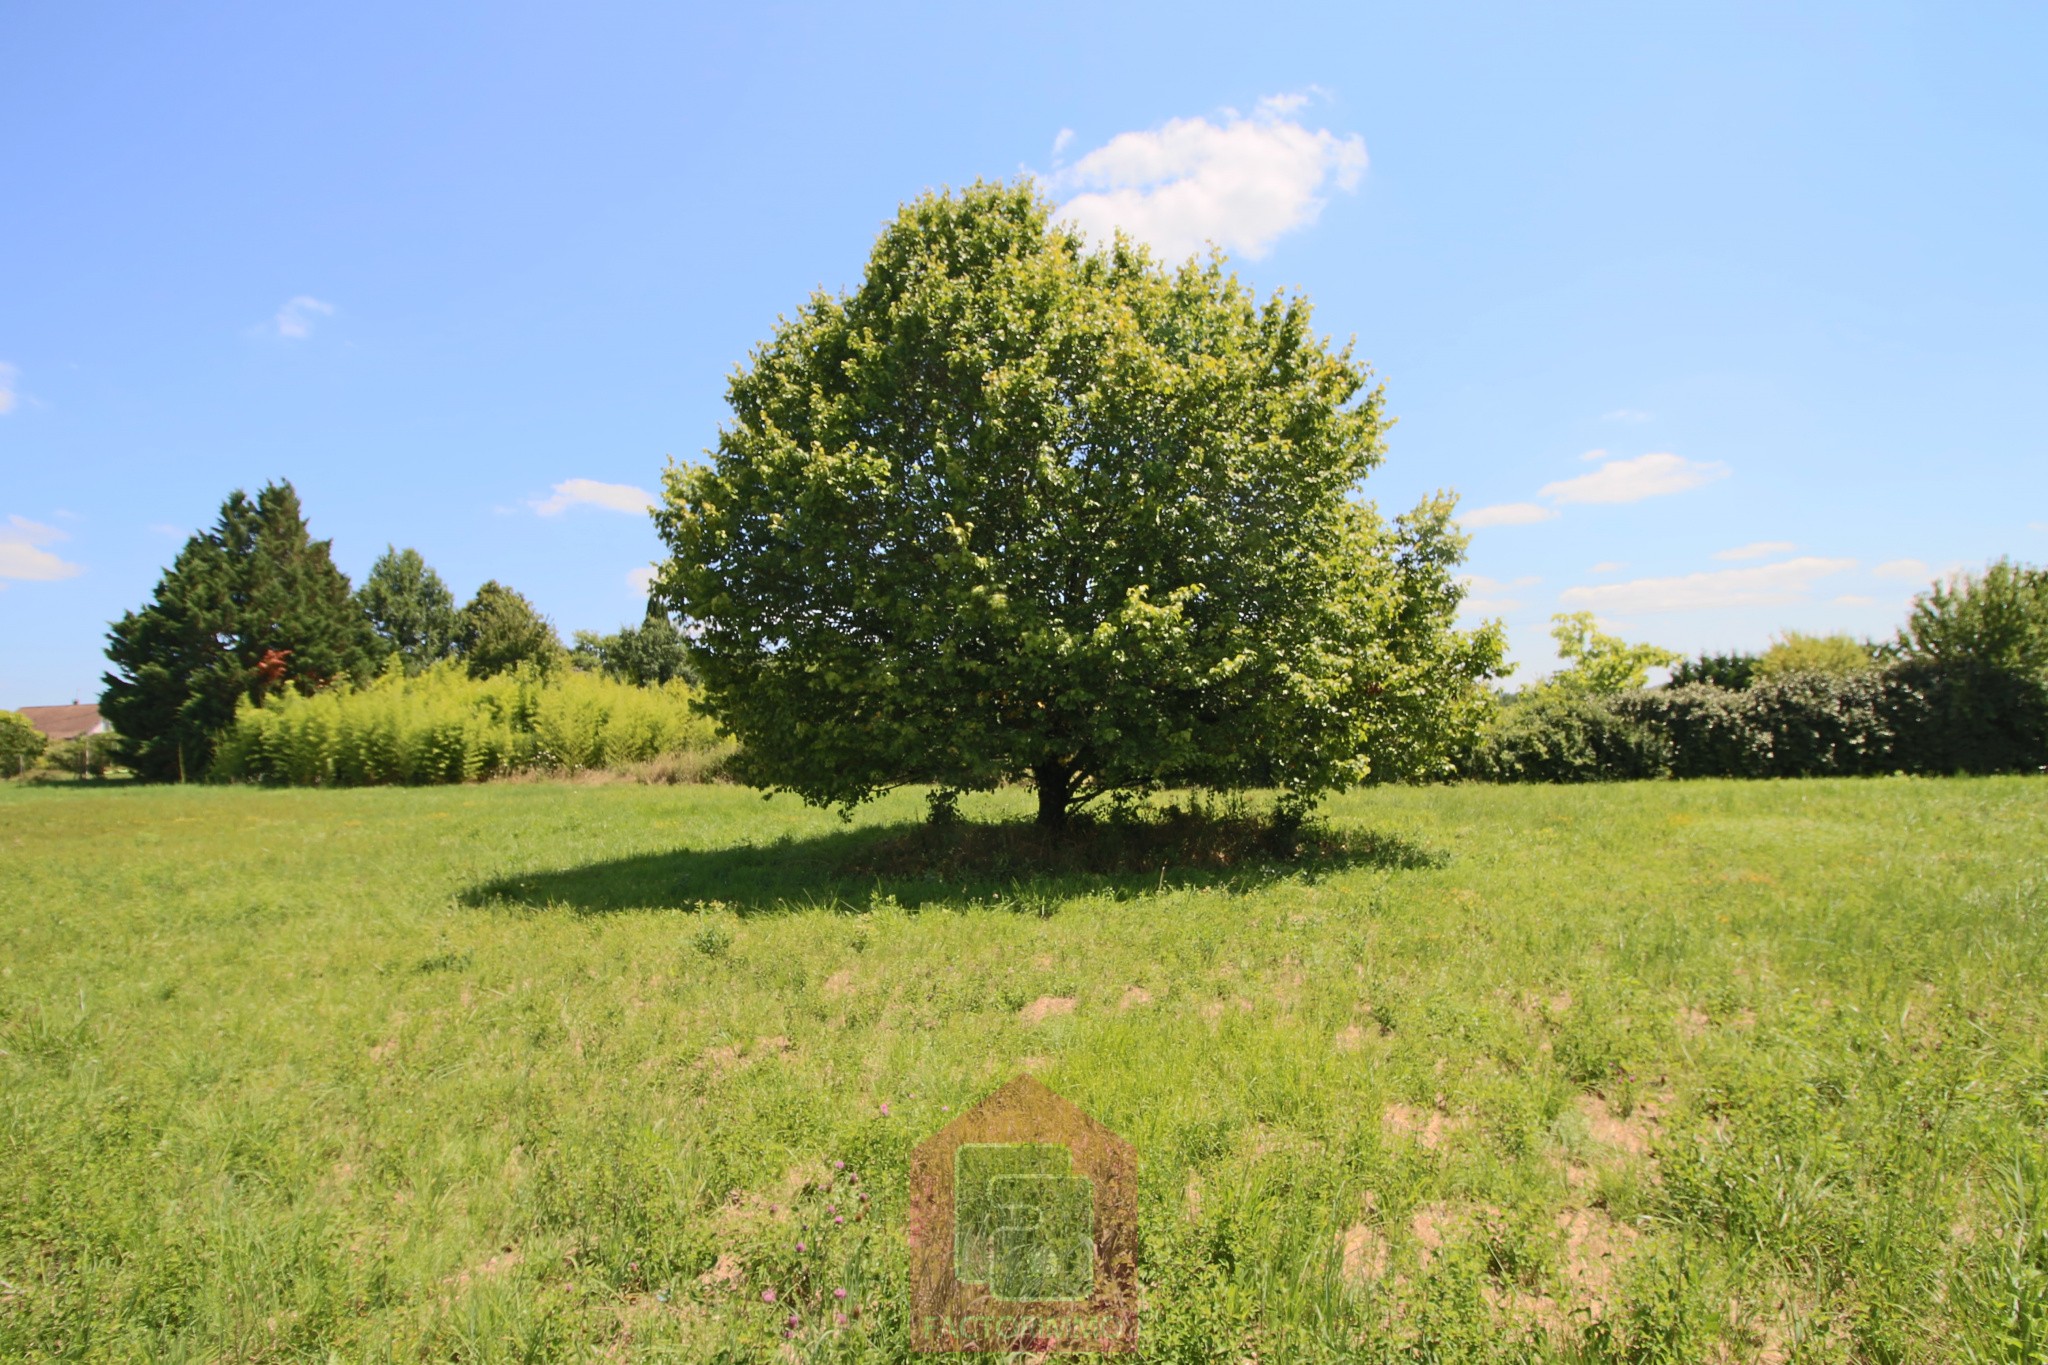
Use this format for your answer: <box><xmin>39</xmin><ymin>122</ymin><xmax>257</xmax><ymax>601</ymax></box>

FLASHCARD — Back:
<box><xmin>3</xmin><ymin>777</ymin><xmax>2045</xmax><ymax>1362</ymax></box>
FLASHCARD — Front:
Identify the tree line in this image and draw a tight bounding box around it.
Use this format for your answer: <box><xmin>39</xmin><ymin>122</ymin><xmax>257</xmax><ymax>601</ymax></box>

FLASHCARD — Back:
<box><xmin>1467</xmin><ymin>565</ymin><xmax>2048</xmax><ymax>781</ymax></box>
<box><xmin>99</xmin><ymin>481</ymin><xmax>685</xmax><ymax>782</ymax></box>
<box><xmin>79</xmin><ymin>181</ymin><xmax>2048</xmax><ymax>813</ymax></box>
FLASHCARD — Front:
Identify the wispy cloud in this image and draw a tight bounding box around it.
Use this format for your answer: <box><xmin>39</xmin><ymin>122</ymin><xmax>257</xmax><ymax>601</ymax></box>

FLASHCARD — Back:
<box><xmin>1715</xmin><ymin>540</ymin><xmax>1798</xmax><ymax>562</ymax></box>
<box><xmin>0</xmin><ymin>362</ymin><xmax>18</xmax><ymax>415</ymax></box>
<box><xmin>1831</xmin><ymin>594</ymin><xmax>1877</xmax><ymax>607</ymax></box>
<box><xmin>1466</xmin><ymin>451</ymin><xmax>1728</xmax><ymax>534</ymax></box>
<box><xmin>1872</xmin><ymin>557</ymin><xmax>1933</xmax><ymax>584</ymax></box>
<box><xmin>1461</xmin><ymin>502</ymin><xmax>1558</xmax><ymax>528</ymax></box>
<box><xmin>1458</xmin><ymin>573</ymin><xmax>1541</xmax><ymax>615</ymax></box>
<box><xmin>1053</xmin><ymin>93</ymin><xmax>1367</xmax><ymax>261</ymax></box>
<box><xmin>530</xmin><ymin>478</ymin><xmax>657</xmax><ymax>517</ymax></box>
<box><xmin>0</xmin><ymin>515</ymin><xmax>84</xmax><ymax>582</ymax></box>
<box><xmin>1559</xmin><ymin>556</ymin><xmax>1855</xmax><ymax>614</ymax></box>
<box><xmin>272</xmin><ymin>295</ymin><xmax>335</xmax><ymax>340</ymax></box>
<box><xmin>1590</xmin><ymin>561</ymin><xmax>1626</xmax><ymax>574</ymax></box>
<box><xmin>1540</xmin><ymin>452</ymin><xmax>1729</xmax><ymax>505</ymax></box>
<box><xmin>627</xmin><ymin>565</ymin><xmax>658</xmax><ymax>596</ymax></box>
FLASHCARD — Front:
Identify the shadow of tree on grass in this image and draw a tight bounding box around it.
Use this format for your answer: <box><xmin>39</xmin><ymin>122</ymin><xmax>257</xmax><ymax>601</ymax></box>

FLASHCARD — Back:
<box><xmin>460</xmin><ymin>815</ymin><xmax>1446</xmax><ymax>917</ymax></box>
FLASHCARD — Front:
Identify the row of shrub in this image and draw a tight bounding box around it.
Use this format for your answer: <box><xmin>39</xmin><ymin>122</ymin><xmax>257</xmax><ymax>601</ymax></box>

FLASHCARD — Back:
<box><xmin>212</xmin><ymin>660</ymin><xmax>722</xmax><ymax>786</ymax></box>
<box><xmin>1465</xmin><ymin>660</ymin><xmax>2048</xmax><ymax>782</ymax></box>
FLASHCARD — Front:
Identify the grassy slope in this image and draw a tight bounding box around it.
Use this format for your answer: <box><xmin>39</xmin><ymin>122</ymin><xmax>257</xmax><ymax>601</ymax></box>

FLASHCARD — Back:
<box><xmin>1</xmin><ymin>777</ymin><xmax>2044</xmax><ymax>1362</ymax></box>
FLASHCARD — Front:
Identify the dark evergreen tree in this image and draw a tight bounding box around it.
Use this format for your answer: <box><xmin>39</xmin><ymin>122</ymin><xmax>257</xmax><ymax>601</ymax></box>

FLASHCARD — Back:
<box><xmin>456</xmin><ymin>580</ymin><xmax>564</xmax><ymax>678</ymax></box>
<box><xmin>358</xmin><ymin>545</ymin><xmax>459</xmax><ymax>671</ymax></box>
<box><xmin>1668</xmin><ymin>652</ymin><xmax>1759</xmax><ymax>690</ymax></box>
<box><xmin>102</xmin><ymin>481</ymin><xmax>376</xmax><ymax>781</ymax></box>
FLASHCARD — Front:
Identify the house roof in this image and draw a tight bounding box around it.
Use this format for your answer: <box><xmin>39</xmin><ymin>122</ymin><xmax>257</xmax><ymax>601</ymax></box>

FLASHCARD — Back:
<box><xmin>17</xmin><ymin>704</ymin><xmax>108</xmax><ymax>742</ymax></box>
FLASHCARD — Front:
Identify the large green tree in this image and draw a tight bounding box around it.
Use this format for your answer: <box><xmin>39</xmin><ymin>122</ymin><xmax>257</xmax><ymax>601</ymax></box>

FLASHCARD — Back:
<box><xmin>357</xmin><ymin>545</ymin><xmax>459</xmax><ymax>671</ymax></box>
<box><xmin>1899</xmin><ymin>558</ymin><xmax>2048</xmax><ymax>676</ymax></box>
<box><xmin>654</xmin><ymin>181</ymin><xmax>1503</xmax><ymax>827</ymax></box>
<box><xmin>102</xmin><ymin>481</ymin><xmax>376</xmax><ymax>781</ymax></box>
<box><xmin>455</xmin><ymin>580</ymin><xmax>564</xmax><ymax>678</ymax></box>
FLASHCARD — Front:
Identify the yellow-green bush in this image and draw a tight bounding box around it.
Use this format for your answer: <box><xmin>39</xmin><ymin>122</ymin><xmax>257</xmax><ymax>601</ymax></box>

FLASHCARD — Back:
<box><xmin>214</xmin><ymin>660</ymin><xmax>720</xmax><ymax>785</ymax></box>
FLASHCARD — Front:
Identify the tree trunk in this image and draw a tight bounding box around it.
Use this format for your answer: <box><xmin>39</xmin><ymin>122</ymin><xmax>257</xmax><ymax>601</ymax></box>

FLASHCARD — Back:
<box><xmin>1033</xmin><ymin>759</ymin><xmax>1075</xmax><ymax>830</ymax></box>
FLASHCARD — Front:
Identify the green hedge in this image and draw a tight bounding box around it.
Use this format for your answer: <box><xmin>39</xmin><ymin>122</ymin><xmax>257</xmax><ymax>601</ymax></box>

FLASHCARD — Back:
<box><xmin>1467</xmin><ymin>661</ymin><xmax>2048</xmax><ymax>782</ymax></box>
<box><xmin>213</xmin><ymin>660</ymin><xmax>721</xmax><ymax>786</ymax></box>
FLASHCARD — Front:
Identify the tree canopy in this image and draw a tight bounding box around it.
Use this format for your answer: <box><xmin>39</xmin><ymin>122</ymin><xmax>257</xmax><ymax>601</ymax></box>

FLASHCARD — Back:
<box><xmin>1899</xmin><ymin>558</ymin><xmax>2048</xmax><ymax>677</ymax></box>
<box><xmin>1754</xmin><ymin>631</ymin><xmax>1878</xmax><ymax>678</ymax></box>
<box><xmin>570</xmin><ymin>602</ymin><xmax>692</xmax><ymax>687</ymax></box>
<box><xmin>1544</xmin><ymin>612</ymin><xmax>1678</xmax><ymax>696</ymax></box>
<box><xmin>654</xmin><ymin>181</ymin><xmax>1502</xmax><ymax>826</ymax></box>
<box><xmin>102</xmin><ymin>481</ymin><xmax>374</xmax><ymax>781</ymax></box>
<box><xmin>0</xmin><ymin>711</ymin><xmax>47</xmax><ymax>775</ymax></box>
<box><xmin>358</xmin><ymin>546</ymin><xmax>459</xmax><ymax>671</ymax></box>
<box><xmin>456</xmin><ymin>580</ymin><xmax>564</xmax><ymax>678</ymax></box>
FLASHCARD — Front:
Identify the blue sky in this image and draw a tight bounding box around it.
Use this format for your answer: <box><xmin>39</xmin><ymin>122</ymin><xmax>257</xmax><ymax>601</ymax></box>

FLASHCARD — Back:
<box><xmin>4</xmin><ymin>2</ymin><xmax>2045</xmax><ymax>708</ymax></box>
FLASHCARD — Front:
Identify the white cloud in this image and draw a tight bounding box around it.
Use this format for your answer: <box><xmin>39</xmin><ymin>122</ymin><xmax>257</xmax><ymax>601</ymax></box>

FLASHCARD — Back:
<box><xmin>1559</xmin><ymin>556</ymin><xmax>1856</xmax><ymax>614</ymax></box>
<box><xmin>0</xmin><ymin>362</ymin><xmax>17</xmax><ymax>415</ymax></box>
<box><xmin>1715</xmin><ymin>540</ymin><xmax>1798</xmax><ymax>562</ymax></box>
<box><xmin>1540</xmin><ymin>452</ymin><xmax>1729</xmax><ymax>505</ymax></box>
<box><xmin>1053</xmin><ymin>93</ymin><xmax>1367</xmax><ymax>261</ymax></box>
<box><xmin>272</xmin><ymin>295</ymin><xmax>334</xmax><ymax>340</ymax></box>
<box><xmin>1458</xmin><ymin>574</ymin><xmax>1534</xmax><ymax>612</ymax></box>
<box><xmin>1872</xmin><ymin>557</ymin><xmax>1932</xmax><ymax>583</ymax></box>
<box><xmin>530</xmin><ymin>478</ymin><xmax>657</xmax><ymax>517</ymax></box>
<box><xmin>1590</xmin><ymin>561</ymin><xmax>1626</xmax><ymax>574</ymax></box>
<box><xmin>0</xmin><ymin>515</ymin><xmax>84</xmax><ymax>581</ymax></box>
<box><xmin>1051</xmin><ymin>127</ymin><xmax>1075</xmax><ymax>157</ymax></box>
<box><xmin>1601</xmin><ymin>408</ymin><xmax>1652</xmax><ymax>423</ymax></box>
<box><xmin>1830</xmin><ymin>594</ymin><xmax>1877</xmax><ymax>607</ymax></box>
<box><xmin>1461</xmin><ymin>502</ymin><xmax>1558</xmax><ymax>528</ymax></box>
<box><xmin>627</xmin><ymin>565</ymin><xmax>657</xmax><ymax>595</ymax></box>
<box><xmin>1578</xmin><ymin>447</ymin><xmax>1609</xmax><ymax>462</ymax></box>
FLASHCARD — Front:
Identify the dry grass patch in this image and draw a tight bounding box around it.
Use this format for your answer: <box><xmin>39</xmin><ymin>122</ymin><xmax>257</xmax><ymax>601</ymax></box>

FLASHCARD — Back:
<box><xmin>1018</xmin><ymin>995</ymin><xmax>1075</xmax><ymax>1025</ymax></box>
<box><xmin>1383</xmin><ymin>1102</ymin><xmax>1468</xmax><ymax>1151</ymax></box>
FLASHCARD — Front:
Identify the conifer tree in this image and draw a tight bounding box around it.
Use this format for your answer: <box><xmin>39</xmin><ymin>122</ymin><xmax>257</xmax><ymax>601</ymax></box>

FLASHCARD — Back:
<box><xmin>102</xmin><ymin>481</ymin><xmax>375</xmax><ymax>780</ymax></box>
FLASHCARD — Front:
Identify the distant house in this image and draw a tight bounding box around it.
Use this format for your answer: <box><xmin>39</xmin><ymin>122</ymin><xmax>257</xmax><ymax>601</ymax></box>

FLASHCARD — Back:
<box><xmin>19</xmin><ymin>703</ymin><xmax>110</xmax><ymax>743</ymax></box>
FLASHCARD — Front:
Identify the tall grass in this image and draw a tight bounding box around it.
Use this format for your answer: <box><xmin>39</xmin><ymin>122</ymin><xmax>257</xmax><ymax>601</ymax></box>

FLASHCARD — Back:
<box><xmin>2</xmin><ymin>777</ymin><xmax>2043</xmax><ymax>1359</ymax></box>
<box><xmin>213</xmin><ymin>659</ymin><xmax>722</xmax><ymax>785</ymax></box>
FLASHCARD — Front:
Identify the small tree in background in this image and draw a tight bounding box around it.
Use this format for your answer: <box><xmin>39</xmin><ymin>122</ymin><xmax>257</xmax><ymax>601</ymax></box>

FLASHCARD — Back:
<box><xmin>0</xmin><ymin>711</ymin><xmax>47</xmax><ymax>777</ymax></box>
<box><xmin>1899</xmin><ymin>558</ymin><xmax>2048</xmax><ymax>676</ymax></box>
<box><xmin>1545</xmin><ymin>612</ymin><xmax>1679</xmax><ymax>695</ymax></box>
<box><xmin>456</xmin><ymin>581</ymin><xmax>564</xmax><ymax>678</ymax></box>
<box><xmin>358</xmin><ymin>546</ymin><xmax>459</xmax><ymax>671</ymax></box>
<box><xmin>570</xmin><ymin>604</ymin><xmax>691</xmax><ymax>687</ymax></box>
<box><xmin>1668</xmin><ymin>651</ymin><xmax>1759</xmax><ymax>690</ymax></box>
<box><xmin>1754</xmin><ymin>631</ymin><xmax>1879</xmax><ymax>678</ymax></box>
<box><xmin>103</xmin><ymin>481</ymin><xmax>375</xmax><ymax>781</ymax></box>
<box><xmin>655</xmin><ymin>181</ymin><xmax>1503</xmax><ymax>827</ymax></box>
